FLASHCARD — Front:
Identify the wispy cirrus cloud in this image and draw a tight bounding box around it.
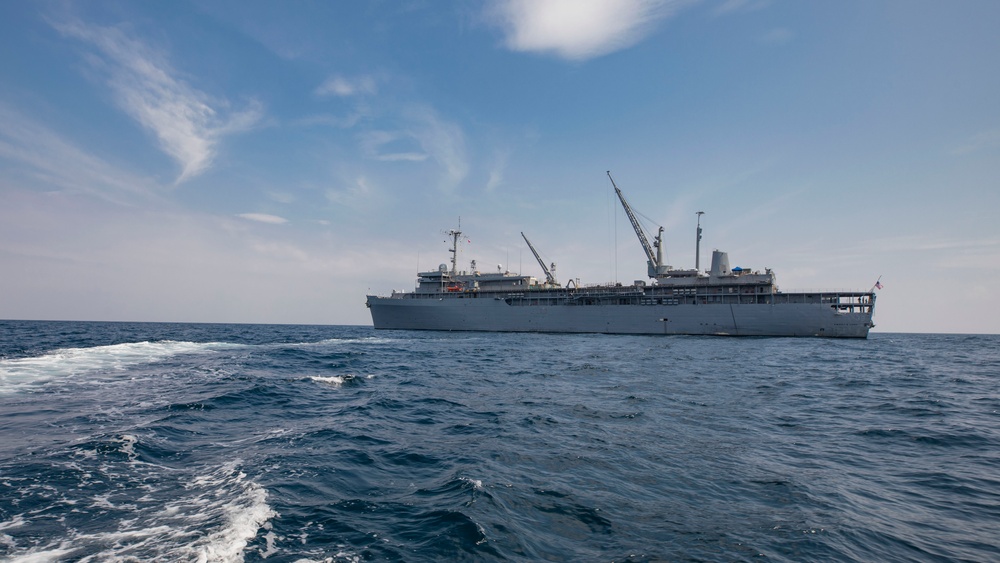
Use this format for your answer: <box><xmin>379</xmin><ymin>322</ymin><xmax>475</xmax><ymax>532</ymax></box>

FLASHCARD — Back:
<box><xmin>488</xmin><ymin>0</ymin><xmax>688</xmax><ymax>61</ymax></box>
<box><xmin>485</xmin><ymin>149</ymin><xmax>510</xmax><ymax>192</ymax></box>
<box><xmin>315</xmin><ymin>74</ymin><xmax>379</xmax><ymax>97</ymax></box>
<box><xmin>402</xmin><ymin>105</ymin><xmax>468</xmax><ymax>189</ymax></box>
<box><xmin>713</xmin><ymin>0</ymin><xmax>771</xmax><ymax>16</ymax></box>
<box><xmin>360</xmin><ymin>106</ymin><xmax>469</xmax><ymax>190</ymax></box>
<box><xmin>359</xmin><ymin>130</ymin><xmax>429</xmax><ymax>162</ymax></box>
<box><xmin>293</xmin><ymin>112</ymin><xmax>367</xmax><ymax>129</ymax></box>
<box><xmin>237</xmin><ymin>213</ymin><xmax>288</xmax><ymax>224</ymax></box>
<box><xmin>0</xmin><ymin>104</ymin><xmax>160</xmax><ymax>205</ymax></box>
<box><xmin>326</xmin><ymin>176</ymin><xmax>375</xmax><ymax>206</ymax></box>
<box><xmin>950</xmin><ymin>129</ymin><xmax>1000</xmax><ymax>155</ymax></box>
<box><xmin>52</xmin><ymin>19</ymin><xmax>262</xmax><ymax>183</ymax></box>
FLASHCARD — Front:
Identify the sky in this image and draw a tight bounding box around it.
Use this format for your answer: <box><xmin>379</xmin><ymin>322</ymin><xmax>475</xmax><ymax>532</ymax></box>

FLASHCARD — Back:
<box><xmin>1</xmin><ymin>0</ymin><xmax>998</xmax><ymax>333</ymax></box>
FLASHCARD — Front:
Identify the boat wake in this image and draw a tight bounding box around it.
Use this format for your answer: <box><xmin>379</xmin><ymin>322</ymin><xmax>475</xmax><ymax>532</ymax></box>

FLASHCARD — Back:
<box><xmin>0</xmin><ymin>458</ymin><xmax>276</xmax><ymax>563</ymax></box>
<box><xmin>0</xmin><ymin>341</ymin><xmax>240</xmax><ymax>392</ymax></box>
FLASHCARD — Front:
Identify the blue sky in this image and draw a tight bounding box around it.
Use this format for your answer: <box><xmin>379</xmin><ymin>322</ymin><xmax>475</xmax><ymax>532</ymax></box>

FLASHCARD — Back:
<box><xmin>1</xmin><ymin>0</ymin><xmax>998</xmax><ymax>333</ymax></box>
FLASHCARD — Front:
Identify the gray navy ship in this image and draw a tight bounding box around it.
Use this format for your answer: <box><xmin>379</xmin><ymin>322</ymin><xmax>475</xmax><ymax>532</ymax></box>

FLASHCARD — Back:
<box><xmin>367</xmin><ymin>173</ymin><xmax>877</xmax><ymax>338</ymax></box>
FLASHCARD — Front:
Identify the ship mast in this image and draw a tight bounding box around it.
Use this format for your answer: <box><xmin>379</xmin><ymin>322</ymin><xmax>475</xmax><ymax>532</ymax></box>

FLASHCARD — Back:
<box><xmin>521</xmin><ymin>232</ymin><xmax>558</xmax><ymax>286</ymax></box>
<box><xmin>447</xmin><ymin>224</ymin><xmax>462</xmax><ymax>275</ymax></box>
<box><xmin>695</xmin><ymin>211</ymin><xmax>704</xmax><ymax>272</ymax></box>
<box><xmin>607</xmin><ymin>171</ymin><xmax>666</xmax><ymax>279</ymax></box>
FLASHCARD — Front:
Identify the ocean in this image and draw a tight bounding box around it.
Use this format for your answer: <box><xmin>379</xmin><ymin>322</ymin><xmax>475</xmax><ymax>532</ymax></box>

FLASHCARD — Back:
<box><xmin>0</xmin><ymin>321</ymin><xmax>997</xmax><ymax>562</ymax></box>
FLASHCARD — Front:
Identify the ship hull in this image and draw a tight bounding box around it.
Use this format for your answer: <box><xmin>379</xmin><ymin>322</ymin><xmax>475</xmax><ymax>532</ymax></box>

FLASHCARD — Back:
<box><xmin>367</xmin><ymin>294</ymin><xmax>874</xmax><ymax>338</ymax></box>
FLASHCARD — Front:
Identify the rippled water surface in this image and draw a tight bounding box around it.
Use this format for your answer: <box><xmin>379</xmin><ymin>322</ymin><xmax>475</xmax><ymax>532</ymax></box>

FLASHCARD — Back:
<box><xmin>1</xmin><ymin>321</ymin><xmax>998</xmax><ymax>562</ymax></box>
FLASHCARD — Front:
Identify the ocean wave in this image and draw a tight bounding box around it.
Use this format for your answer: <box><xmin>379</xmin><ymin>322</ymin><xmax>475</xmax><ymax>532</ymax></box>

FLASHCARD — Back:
<box><xmin>3</xmin><ymin>323</ymin><xmax>999</xmax><ymax>562</ymax></box>
<box><xmin>310</xmin><ymin>375</ymin><xmax>352</xmax><ymax>386</ymax></box>
<box><xmin>308</xmin><ymin>374</ymin><xmax>374</xmax><ymax>387</ymax></box>
<box><xmin>308</xmin><ymin>336</ymin><xmax>400</xmax><ymax>347</ymax></box>
<box><xmin>0</xmin><ymin>341</ymin><xmax>240</xmax><ymax>391</ymax></box>
<box><xmin>1</xmin><ymin>459</ymin><xmax>276</xmax><ymax>563</ymax></box>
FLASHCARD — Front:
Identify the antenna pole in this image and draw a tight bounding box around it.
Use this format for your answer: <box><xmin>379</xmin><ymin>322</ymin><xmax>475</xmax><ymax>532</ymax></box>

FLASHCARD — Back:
<box><xmin>695</xmin><ymin>211</ymin><xmax>705</xmax><ymax>272</ymax></box>
<box><xmin>448</xmin><ymin>218</ymin><xmax>462</xmax><ymax>275</ymax></box>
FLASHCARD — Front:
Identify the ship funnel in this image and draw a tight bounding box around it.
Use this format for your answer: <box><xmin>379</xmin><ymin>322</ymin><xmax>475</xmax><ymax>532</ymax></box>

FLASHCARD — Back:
<box><xmin>710</xmin><ymin>250</ymin><xmax>730</xmax><ymax>277</ymax></box>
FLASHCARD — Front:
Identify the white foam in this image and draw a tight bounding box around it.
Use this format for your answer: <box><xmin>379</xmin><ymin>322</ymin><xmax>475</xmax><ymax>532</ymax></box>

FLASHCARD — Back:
<box><xmin>309</xmin><ymin>375</ymin><xmax>345</xmax><ymax>386</ymax></box>
<box><xmin>0</xmin><ymin>515</ymin><xmax>27</xmax><ymax>531</ymax></box>
<box><xmin>309</xmin><ymin>374</ymin><xmax>354</xmax><ymax>386</ymax></box>
<box><xmin>119</xmin><ymin>434</ymin><xmax>138</xmax><ymax>461</ymax></box>
<box><xmin>1</xmin><ymin>461</ymin><xmax>276</xmax><ymax>563</ymax></box>
<box><xmin>3</xmin><ymin>545</ymin><xmax>79</xmax><ymax>563</ymax></box>
<box><xmin>227</xmin><ymin>337</ymin><xmax>384</xmax><ymax>352</ymax></box>
<box><xmin>308</xmin><ymin>373</ymin><xmax>375</xmax><ymax>387</ymax></box>
<box><xmin>90</xmin><ymin>494</ymin><xmax>117</xmax><ymax>510</ymax></box>
<box><xmin>173</xmin><ymin>460</ymin><xmax>278</xmax><ymax>562</ymax></box>
<box><xmin>0</xmin><ymin>341</ymin><xmax>238</xmax><ymax>391</ymax></box>
<box><xmin>303</xmin><ymin>336</ymin><xmax>399</xmax><ymax>347</ymax></box>
<box><xmin>461</xmin><ymin>477</ymin><xmax>484</xmax><ymax>490</ymax></box>
<box><xmin>291</xmin><ymin>554</ymin><xmax>360</xmax><ymax>563</ymax></box>
<box><xmin>260</xmin><ymin>528</ymin><xmax>278</xmax><ymax>558</ymax></box>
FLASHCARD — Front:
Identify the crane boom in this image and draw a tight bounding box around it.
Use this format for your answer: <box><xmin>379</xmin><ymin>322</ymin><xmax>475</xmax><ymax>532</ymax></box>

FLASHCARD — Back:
<box><xmin>607</xmin><ymin>171</ymin><xmax>664</xmax><ymax>278</ymax></box>
<box><xmin>521</xmin><ymin>232</ymin><xmax>558</xmax><ymax>285</ymax></box>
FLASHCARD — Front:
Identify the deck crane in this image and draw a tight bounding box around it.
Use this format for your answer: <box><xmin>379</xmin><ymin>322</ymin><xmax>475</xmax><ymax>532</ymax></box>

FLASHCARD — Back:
<box><xmin>607</xmin><ymin>171</ymin><xmax>669</xmax><ymax>279</ymax></box>
<box><xmin>520</xmin><ymin>232</ymin><xmax>559</xmax><ymax>286</ymax></box>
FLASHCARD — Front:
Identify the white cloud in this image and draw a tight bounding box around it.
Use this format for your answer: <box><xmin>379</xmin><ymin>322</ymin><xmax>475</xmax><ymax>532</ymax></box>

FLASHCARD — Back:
<box><xmin>485</xmin><ymin>150</ymin><xmax>510</xmax><ymax>192</ymax></box>
<box><xmin>360</xmin><ymin>131</ymin><xmax>429</xmax><ymax>162</ymax></box>
<box><xmin>359</xmin><ymin>107</ymin><xmax>469</xmax><ymax>189</ymax></box>
<box><xmin>713</xmin><ymin>0</ymin><xmax>771</xmax><ymax>16</ymax></box>
<box><xmin>326</xmin><ymin>176</ymin><xmax>374</xmax><ymax>205</ymax></box>
<box><xmin>376</xmin><ymin>151</ymin><xmax>429</xmax><ymax>162</ymax></box>
<box><xmin>267</xmin><ymin>191</ymin><xmax>296</xmax><ymax>204</ymax></box>
<box><xmin>249</xmin><ymin>240</ymin><xmax>310</xmax><ymax>262</ymax></box>
<box><xmin>951</xmin><ymin>129</ymin><xmax>1000</xmax><ymax>155</ymax></box>
<box><xmin>315</xmin><ymin>75</ymin><xmax>378</xmax><ymax>97</ymax></box>
<box><xmin>489</xmin><ymin>0</ymin><xmax>686</xmax><ymax>60</ymax></box>
<box><xmin>294</xmin><ymin>112</ymin><xmax>366</xmax><ymax>129</ymax></box>
<box><xmin>873</xmin><ymin>234</ymin><xmax>1000</xmax><ymax>257</ymax></box>
<box><xmin>759</xmin><ymin>27</ymin><xmax>793</xmax><ymax>45</ymax></box>
<box><xmin>53</xmin><ymin>19</ymin><xmax>262</xmax><ymax>183</ymax></box>
<box><xmin>0</xmin><ymin>191</ymin><xmax>387</xmax><ymax>324</ymax></box>
<box><xmin>0</xmin><ymin>104</ymin><xmax>160</xmax><ymax>204</ymax></box>
<box><xmin>403</xmin><ymin>106</ymin><xmax>469</xmax><ymax>189</ymax></box>
<box><xmin>237</xmin><ymin>213</ymin><xmax>288</xmax><ymax>224</ymax></box>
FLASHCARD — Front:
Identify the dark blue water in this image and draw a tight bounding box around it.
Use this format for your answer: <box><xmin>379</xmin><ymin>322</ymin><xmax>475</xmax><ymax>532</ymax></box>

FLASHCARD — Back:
<box><xmin>1</xmin><ymin>321</ymin><xmax>997</xmax><ymax>562</ymax></box>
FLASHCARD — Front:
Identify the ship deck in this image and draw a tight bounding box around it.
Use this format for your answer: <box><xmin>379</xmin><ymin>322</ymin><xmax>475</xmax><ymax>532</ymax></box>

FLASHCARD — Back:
<box><xmin>387</xmin><ymin>283</ymin><xmax>875</xmax><ymax>315</ymax></box>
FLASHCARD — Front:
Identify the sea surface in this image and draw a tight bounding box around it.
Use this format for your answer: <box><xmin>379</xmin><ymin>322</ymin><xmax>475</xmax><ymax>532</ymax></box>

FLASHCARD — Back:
<box><xmin>0</xmin><ymin>321</ymin><xmax>997</xmax><ymax>562</ymax></box>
